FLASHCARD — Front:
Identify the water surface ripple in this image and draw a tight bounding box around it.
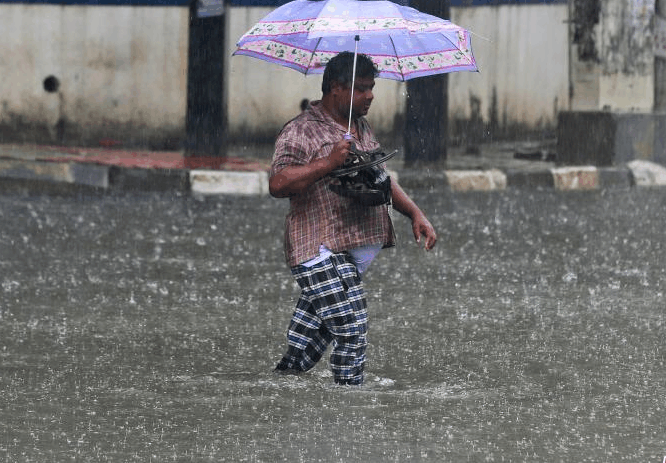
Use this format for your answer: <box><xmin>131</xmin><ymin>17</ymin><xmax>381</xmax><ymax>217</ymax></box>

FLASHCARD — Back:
<box><xmin>1</xmin><ymin>188</ymin><xmax>664</xmax><ymax>461</ymax></box>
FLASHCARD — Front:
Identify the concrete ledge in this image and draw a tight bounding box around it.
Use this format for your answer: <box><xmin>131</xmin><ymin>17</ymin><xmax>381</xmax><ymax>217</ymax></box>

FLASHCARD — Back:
<box><xmin>598</xmin><ymin>167</ymin><xmax>633</xmax><ymax>189</ymax></box>
<box><xmin>551</xmin><ymin>166</ymin><xmax>599</xmax><ymax>191</ymax></box>
<box><xmin>0</xmin><ymin>160</ymin><xmax>109</xmax><ymax>195</ymax></box>
<box><xmin>627</xmin><ymin>160</ymin><xmax>666</xmax><ymax>187</ymax></box>
<box><xmin>505</xmin><ymin>170</ymin><xmax>555</xmax><ymax>189</ymax></box>
<box><xmin>0</xmin><ymin>159</ymin><xmax>74</xmax><ymax>183</ymax></box>
<box><xmin>109</xmin><ymin>167</ymin><xmax>190</xmax><ymax>193</ymax></box>
<box><xmin>444</xmin><ymin>169</ymin><xmax>506</xmax><ymax>192</ymax></box>
<box><xmin>393</xmin><ymin>170</ymin><xmax>448</xmax><ymax>190</ymax></box>
<box><xmin>190</xmin><ymin>170</ymin><xmax>269</xmax><ymax>196</ymax></box>
<box><xmin>71</xmin><ymin>163</ymin><xmax>110</xmax><ymax>189</ymax></box>
<box><xmin>3</xmin><ymin>155</ymin><xmax>666</xmax><ymax>196</ymax></box>
<box><xmin>558</xmin><ymin>111</ymin><xmax>666</xmax><ymax>166</ymax></box>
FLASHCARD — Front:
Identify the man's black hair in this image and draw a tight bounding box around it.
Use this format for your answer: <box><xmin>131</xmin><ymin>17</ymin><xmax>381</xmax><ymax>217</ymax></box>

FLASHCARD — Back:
<box><xmin>322</xmin><ymin>52</ymin><xmax>379</xmax><ymax>95</ymax></box>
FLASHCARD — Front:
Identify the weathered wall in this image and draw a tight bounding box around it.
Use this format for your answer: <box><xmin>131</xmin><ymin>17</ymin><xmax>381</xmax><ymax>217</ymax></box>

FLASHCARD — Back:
<box><xmin>570</xmin><ymin>0</ymin><xmax>656</xmax><ymax>110</ymax></box>
<box><xmin>0</xmin><ymin>4</ymin><xmax>189</xmax><ymax>148</ymax></box>
<box><xmin>559</xmin><ymin>0</ymin><xmax>662</xmax><ymax>167</ymax></box>
<box><xmin>0</xmin><ymin>2</ymin><xmax>570</xmax><ymax>149</ymax></box>
<box><xmin>448</xmin><ymin>3</ymin><xmax>570</xmax><ymax>142</ymax></box>
<box><xmin>598</xmin><ymin>0</ymin><xmax>655</xmax><ymax>110</ymax></box>
<box><xmin>657</xmin><ymin>0</ymin><xmax>666</xmax><ymax>110</ymax></box>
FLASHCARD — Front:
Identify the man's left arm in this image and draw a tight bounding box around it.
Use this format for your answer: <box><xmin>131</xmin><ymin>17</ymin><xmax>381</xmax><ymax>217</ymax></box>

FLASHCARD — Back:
<box><xmin>390</xmin><ymin>180</ymin><xmax>437</xmax><ymax>251</ymax></box>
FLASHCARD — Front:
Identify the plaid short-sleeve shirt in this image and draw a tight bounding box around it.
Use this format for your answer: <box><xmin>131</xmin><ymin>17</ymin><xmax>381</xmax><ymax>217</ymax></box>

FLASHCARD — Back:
<box><xmin>271</xmin><ymin>101</ymin><xmax>395</xmax><ymax>267</ymax></box>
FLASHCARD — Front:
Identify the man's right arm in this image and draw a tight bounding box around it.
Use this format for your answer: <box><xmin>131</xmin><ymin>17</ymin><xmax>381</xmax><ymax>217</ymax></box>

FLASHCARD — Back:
<box><xmin>269</xmin><ymin>138</ymin><xmax>352</xmax><ymax>198</ymax></box>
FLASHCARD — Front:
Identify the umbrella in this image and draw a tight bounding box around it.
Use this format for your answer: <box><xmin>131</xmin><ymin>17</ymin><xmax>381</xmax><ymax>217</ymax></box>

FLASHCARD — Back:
<box><xmin>233</xmin><ymin>0</ymin><xmax>478</xmax><ymax>133</ymax></box>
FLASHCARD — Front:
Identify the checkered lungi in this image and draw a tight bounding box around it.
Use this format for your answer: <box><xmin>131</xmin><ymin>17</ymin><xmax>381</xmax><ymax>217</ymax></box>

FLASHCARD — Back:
<box><xmin>276</xmin><ymin>252</ymin><xmax>368</xmax><ymax>385</ymax></box>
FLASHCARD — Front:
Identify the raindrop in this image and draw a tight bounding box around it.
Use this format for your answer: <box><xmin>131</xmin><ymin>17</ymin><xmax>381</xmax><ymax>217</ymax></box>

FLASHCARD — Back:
<box><xmin>562</xmin><ymin>272</ymin><xmax>577</xmax><ymax>283</ymax></box>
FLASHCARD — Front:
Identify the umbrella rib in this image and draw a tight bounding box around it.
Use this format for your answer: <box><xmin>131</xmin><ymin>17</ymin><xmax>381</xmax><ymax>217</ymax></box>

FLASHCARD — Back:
<box><xmin>387</xmin><ymin>34</ymin><xmax>404</xmax><ymax>81</ymax></box>
<box><xmin>304</xmin><ymin>36</ymin><xmax>323</xmax><ymax>76</ymax></box>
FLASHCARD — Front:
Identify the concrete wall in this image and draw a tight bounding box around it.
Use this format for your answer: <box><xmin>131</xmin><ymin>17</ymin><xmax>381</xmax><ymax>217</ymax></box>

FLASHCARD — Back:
<box><xmin>559</xmin><ymin>0</ymin><xmax>662</xmax><ymax>167</ymax></box>
<box><xmin>0</xmin><ymin>4</ymin><xmax>189</xmax><ymax>148</ymax></box>
<box><xmin>597</xmin><ymin>0</ymin><xmax>655</xmax><ymax>110</ymax></box>
<box><xmin>558</xmin><ymin>111</ymin><xmax>666</xmax><ymax>166</ymax></box>
<box><xmin>657</xmin><ymin>0</ymin><xmax>666</xmax><ymax>110</ymax></box>
<box><xmin>1</xmin><ymin>2</ymin><xmax>569</xmax><ymax>149</ymax></box>
<box><xmin>448</xmin><ymin>3</ymin><xmax>569</xmax><ymax>140</ymax></box>
<box><xmin>569</xmin><ymin>0</ymin><xmax>656</xmax><ymax>111</ymax></box>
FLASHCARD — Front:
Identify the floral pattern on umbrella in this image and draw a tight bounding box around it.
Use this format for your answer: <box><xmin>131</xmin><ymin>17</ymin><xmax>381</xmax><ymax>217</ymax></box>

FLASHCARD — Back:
<box><xmin>243</xmin><ymin>17</ymin><xmax>448</xmax><ymax>37</ymax></box>
<box><xmin>236</xmin><ymin>32</ymin><xmax>476</xmax><ymax>80</ymax></box>
<box><xmin>234</xmin><ymin>0</ymin><xmax>478</xmax><ymax>81</ymax></box>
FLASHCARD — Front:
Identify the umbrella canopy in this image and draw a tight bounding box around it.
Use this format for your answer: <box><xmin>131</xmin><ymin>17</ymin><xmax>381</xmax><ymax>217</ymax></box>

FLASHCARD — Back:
<box><xmin>233</xmin><ymin>0</ymin><xmax>478</xmax><ymax>82</ymax></box>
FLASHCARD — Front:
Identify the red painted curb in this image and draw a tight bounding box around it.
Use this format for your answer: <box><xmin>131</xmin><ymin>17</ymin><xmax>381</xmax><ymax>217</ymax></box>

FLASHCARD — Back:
<box><xmin>6</xmin><ymin>144</ymin><xmax>270</xmax><ymax>172</ymax></box>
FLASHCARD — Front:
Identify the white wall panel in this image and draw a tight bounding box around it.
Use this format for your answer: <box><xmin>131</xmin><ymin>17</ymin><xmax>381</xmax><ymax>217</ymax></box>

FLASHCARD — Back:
<box><xmin>449</xmin><ymin>4</ymin><xmax>569</xmax><ymax>130</ymax></box>
<box><xmin>0</xmin><ymin>4</ymin><xmax>188</xmax><ymax>145</ymax></box>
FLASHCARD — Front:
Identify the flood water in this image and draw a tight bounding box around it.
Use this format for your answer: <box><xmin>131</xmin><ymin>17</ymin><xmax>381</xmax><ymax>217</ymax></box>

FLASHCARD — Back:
<box><xmin>1</xmin><ymin>186</ymin><xmax>665</xmax><ymax>462</ymax></box>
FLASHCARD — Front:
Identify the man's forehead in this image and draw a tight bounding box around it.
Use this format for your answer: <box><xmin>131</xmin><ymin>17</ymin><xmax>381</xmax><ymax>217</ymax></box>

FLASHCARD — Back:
<box><xmin>355</xmin><ymin>77</ymin><xmax>375</xmax><ymax>85</ymax></box>
<box><xmin>331</xmin><ymin>76</ymin><xmax>375</xmax><ymax>90</ymax></box>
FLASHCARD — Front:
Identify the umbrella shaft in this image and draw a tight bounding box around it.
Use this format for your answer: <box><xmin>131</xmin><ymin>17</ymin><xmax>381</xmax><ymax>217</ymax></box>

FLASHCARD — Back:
<box><xmin>347</xmin><ymin>35</ymin><xmax>360</xmax><ymax>136</ymax></box>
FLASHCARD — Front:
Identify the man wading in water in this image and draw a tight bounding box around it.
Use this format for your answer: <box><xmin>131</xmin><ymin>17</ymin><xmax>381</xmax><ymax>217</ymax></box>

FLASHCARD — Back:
<box><xmin>269</xmin><ymin>52</ymin><xmax>437</xmax><ymax>385</ymax></box>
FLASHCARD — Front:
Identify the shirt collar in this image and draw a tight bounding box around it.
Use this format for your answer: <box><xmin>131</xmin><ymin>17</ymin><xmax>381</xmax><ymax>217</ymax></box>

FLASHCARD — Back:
<box><xmin>307</xmin><ymin>100</ymin><xmax>367</xmax><ymax>139</ymax></box>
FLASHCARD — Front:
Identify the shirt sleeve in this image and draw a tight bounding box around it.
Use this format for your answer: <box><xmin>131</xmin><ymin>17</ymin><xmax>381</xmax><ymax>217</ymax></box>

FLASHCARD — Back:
<box><xmin>271</xmin><ymin>119</ymin><xmax>312</xmax><ymax>176</ymax></box>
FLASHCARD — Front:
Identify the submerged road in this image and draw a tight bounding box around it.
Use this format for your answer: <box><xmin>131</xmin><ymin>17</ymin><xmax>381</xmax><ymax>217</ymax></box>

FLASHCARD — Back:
<box><xmin>1</xmin><ymin>187</ymin><xmax>665</xmax><ymax>461</ymax></box>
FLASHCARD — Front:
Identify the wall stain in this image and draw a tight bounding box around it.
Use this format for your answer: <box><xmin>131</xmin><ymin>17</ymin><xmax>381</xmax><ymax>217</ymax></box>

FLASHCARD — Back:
<box><xmin>572</xmin><ymin>0</ymin><xmax>600</xmax><ymax>62</ymax></box>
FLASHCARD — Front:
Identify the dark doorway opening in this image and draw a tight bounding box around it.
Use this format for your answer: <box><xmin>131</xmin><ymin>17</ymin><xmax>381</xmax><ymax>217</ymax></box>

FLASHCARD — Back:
<box><xmin>186</xmin><ymin>3</ymin><xmax>226</xmax><ymax>156</ymax></box>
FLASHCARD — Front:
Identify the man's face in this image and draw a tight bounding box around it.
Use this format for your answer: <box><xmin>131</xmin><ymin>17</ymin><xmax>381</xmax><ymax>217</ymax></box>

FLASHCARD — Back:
<box><xmin>335</xmin><ymin>76</ymin><xmax>375</xmax><ymax>118</ymax></box>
